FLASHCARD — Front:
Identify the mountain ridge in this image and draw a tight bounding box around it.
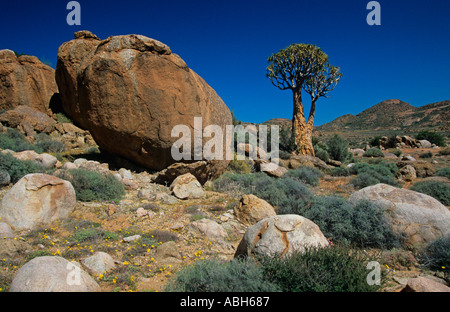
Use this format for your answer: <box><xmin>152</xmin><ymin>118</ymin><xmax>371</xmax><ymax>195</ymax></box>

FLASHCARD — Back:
<box><xmin>313</xmin><ymin>99</ymin><xmax>449</xmax><ymax>132</ymax></box>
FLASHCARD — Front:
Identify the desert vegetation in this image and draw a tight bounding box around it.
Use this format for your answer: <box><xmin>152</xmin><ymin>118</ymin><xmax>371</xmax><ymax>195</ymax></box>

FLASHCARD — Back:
<box><xmin>0</xmin><ymin>30</ymin><xmax>449</xmax><ymax>294</ymax></box>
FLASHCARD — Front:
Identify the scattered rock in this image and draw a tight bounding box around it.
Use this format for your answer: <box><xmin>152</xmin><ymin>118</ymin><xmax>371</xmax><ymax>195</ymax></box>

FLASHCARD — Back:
<box><xmin>170</xmin><ymin>173</ymin><xmax>205</xmax><ymax>200</ymax></box>
<box><xmin>121</xmin><ymin>178</ymin><xmax>138</xmax><ymax>190</ymax></box>
<box><xmin>9</xmin><ymin>256</ymin><xmax>100</xmax><ymax>292</ymax></box>
<box><xmin>0</xmin><ymin>239</ymin><xmax>32</xmax><ymax>259</ymax></box>
<box><xmin>137</xmin><ymin>188</ymin><xmax>157</xmax><ymax>201</ymax></box>
<box><xmin>190</xmin><ymin>218</ymin><xmax>228</xmax><ymax>242</ymax></box>
<box><xmin>0</xmin><ymin>222</ymin><xmax>14</xmax><ymax>239</ymax></box>
<box><xmin>63</xmin><ymin>162</ymin><xmax>78</xmax><ymax>170</ymax></box>
<box><xmin>0</xmin><ymin>170</ymin><xmax>10</xmax><ymax>186</ymax></box>
<box><xmin>36</xmin><ymin>153</ymin><xmax>58</xmax><ymax>169</ymax></box>
<box><xmin>235</xmin><ymin>214</ymin><xmax>329</xmax><ymax>259</ymax></box>
<box><xmin>105</xmin><ymin>204</ymin><xmax>116</xmax><ymax>216</ymax></box>
<box><xmin>0</xmin><ymin>106</ymin><xmax>56</xmax><ymax>134</ymax></box>
<box><xmin>411</xmin><ymin>161</ymin><xmax>436</xmax><ymax>178</ymax></box>
<box><xmin>402</xmin><ymin>276</ymin><xmax>450</xmax><ymax>292</ymax></box>
<box><xmin>156</xmin><ymin>241</ymin><xmax>182</xmax><ymax>261</ymax></box>
<box><xmin>136</xmin><ymin>207</ymin><xmax>149</xmax><ymax>218</ymax></box>
<box><xmin>417</xmin><ymin>140</ymin><xmax>432</xmax><ymax>148</ymax></box>
<box><xmin>256</xmin><ymin>160</ymin><xmax>288</xmax><ymax>178</ymax></box>
<box><xmin>123</xmin><ymin>235</ymin><xmax>141</xmax><ymax>243</ymax></box>
<box><xmin>348</xmin><ymin>183</ymin><xmax>450</xmax><ymax>246</ymax></box>
<box><xmin>153</xmin><ymin>161</ymin><xmax>215</xmax><ymax>186</ymax></box>
<box><xmin>82</xmin><ymin>252</ymin><xmax>116</xmax><ymax>275</ymax></box>
<box><xmin>401</xmin><ymin>155</ymin><xmax>416</xmax><ymax>162</ymax></box>
<box><xmin>398</xmin><ymin>164</ymin><xmax>416</xmax><ymax>182</ymax></box>
<box><xmin>287</xmin><ymin>155</ymin><xmax>331</xmax><ymax>171</ymax></box>
<box><xmin>326</xmin><ymin>159</ymin><xmax>343</xmax><ymax>167</ymax></box>
<box><xmin>234</xmin><ymin>194</ymin><xmax>276</xmax><ymax>226</ymax></box>
<box><xmin>0</xmin><ymin>174</ymin><xmax>76</xmax><ymax>230</ymax></box>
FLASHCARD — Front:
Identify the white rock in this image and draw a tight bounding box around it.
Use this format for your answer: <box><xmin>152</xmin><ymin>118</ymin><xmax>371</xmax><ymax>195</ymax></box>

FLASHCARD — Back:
<box><xmin>9</xmin><ymin>256</ymin><xmax>100</xmax><ymax>292</ymax></box>
<box><xmin>0</xmin><ymin>174</ymin><xmax>76</xmax><ymax>230</ymax></box>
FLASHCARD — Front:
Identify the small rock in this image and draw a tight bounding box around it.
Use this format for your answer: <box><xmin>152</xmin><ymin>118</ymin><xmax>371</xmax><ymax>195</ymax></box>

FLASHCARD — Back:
<box><xmin>73</xmin><ymin>158</ymin><xmax>87</xmax><ymax>166</ymax></box>
<box><xmin>0</xmin><ymin>170</ymin><xmax>11</xmax><ymax>186</ymax></box>
<box><xmin>402</xmin><ymin>276</ymin><xmax>450</xmax><ymax>292</ymax></box>
<box><xmin>112</xmin><ymin>173</ymin><xmax>122</xmax><ymax>182</ymax></box>
<box><xmin>136</xmin><ymin>207</ymin><xmax>148</xmax><ymax>218</ymax></box>
<box><xmin>190</xmin><ymin>218</ymin><xmax>227</xmax><ymax>242</ymax></box>
<box><xmin>121</xmin><ymin>178</ymin><xmax>138</xmax><ymax>190</ymax></box>
<box><xmin>138</xmin><ymin>188</ymin><xmax>157</xmax><ymax>201</ymax></box>
<box><xmin>156</xmin><ymin>241</ymin><xmax>182</xmax><ymax>260</ymax></box>
<box><xmin>82</xmin><ymin>252</ymin><xmax>116</xmax><ymax>275</ymax></box>
<box><xmin>257</xmin><ymin>160</ymin><xmax>288</xmax><ymax>178</ymax></box>
<box><xmin>105</xmin><ymin>205</ymin><xmax>116</xmax><ymax>216</ymax></box>
<box><xmin>170</xmin><ymin>173</ymin><xmax>205</xmax><ymax>200</ymax></box>
<box><xmin>398</xmin><ymin>165</ymin><xmax>416</xmax><ymax>182</ymax></box>
<box><xmin>123</xmin><ymin>235</ymin><xmax>141</xmax><ymax>243</ymax></box>
<box><xmin>63</xmin><ymin>162</ymin><xmax>78</xmax><ymax>170</ymax></box>
<box><xmin>170</xmin><ymin>222</ymin><xmax>185</xmax><ymax>231</ymax></box>
<box><xmin>234</xmin><ymin>194</ymin><xmax>276</xmax><ymax>226</ymax></box>
<box><xmin>36</xmin><ymin>153</ymin><xmax>58</xmax><ymax>169</ymax></box>
<box><xmin>0</xmin><ymin>222</ymin><xmax>14</xmax><ymax>239</ymax></box>
<box><xmin>119</xmin><ymin>168</ymin><xmax>134</xmax><ymax>180</ymax></box>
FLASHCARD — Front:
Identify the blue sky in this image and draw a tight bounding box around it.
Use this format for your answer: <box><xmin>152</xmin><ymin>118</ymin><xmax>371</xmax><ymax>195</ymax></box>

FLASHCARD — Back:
<box><xmin>1</xmin><ymin>0</ymin><xmax>449</xmax><ymax>125</ymax></box>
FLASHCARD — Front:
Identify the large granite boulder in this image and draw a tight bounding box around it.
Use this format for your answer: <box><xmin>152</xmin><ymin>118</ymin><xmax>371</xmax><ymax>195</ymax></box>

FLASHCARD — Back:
<box><xmin>56</xmin><ymin>31</ymin><xmax>232</xmax><ymax>179</ymax></box>
<box><xmin>0</xmin><ymin>49</ymin><xmax>58</xmax><ymax>114</ymax></box>
<box><xmin>348</xmin><ymin>183</ymin><xmax>450</xmax><ymax>246</ymax></box>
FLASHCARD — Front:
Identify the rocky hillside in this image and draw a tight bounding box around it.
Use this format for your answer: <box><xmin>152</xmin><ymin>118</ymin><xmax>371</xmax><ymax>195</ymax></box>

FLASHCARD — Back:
<box><xmin>317</xmin><ymin>99</ymin><xmax>450</xmax><ymax>132</ymax></box>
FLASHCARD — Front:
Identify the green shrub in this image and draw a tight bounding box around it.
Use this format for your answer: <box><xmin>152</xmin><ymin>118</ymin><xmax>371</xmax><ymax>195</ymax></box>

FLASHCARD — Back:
<box><xmin>0</xmin><ymin>128</ymin><xmax>37</xmax><ymax>152</ymax></box>
<box><xmin>328</xmin><ymin>166</ymin><xmax>350</xmax><ymax>177</ymax></box>
<box><xmin>34</xmin><ymin>134</ymin><xmax>65</xmax><ymax>153</ymax></box>
<box><xmin>416</xmin><ymin>131</ymin><xmax>446</xmax><ymax>147</ymax></box>
<box><xmin>213</xmin><ymin>172</ymin><xmax>313</xmax><ymax>213</ymax></box>
<box><xmin>228</xmin><ymin>159</ymin><xmax>253</xmax><ymax>174</ymax></box>
<box><xmin>419</xmin><ymin>152</ymin><xmax>433</xmax><ymax>159</ymax></box>
<box><xmin>0</xmin><ymin>153</ymin><xmax>42</xmax><ymax>183</ymax></box>
<box><xmin>314</xmin><ymin>145</ymin><xmax>329</xmax><ymax>162</ymax></box>
<box><xmin>326</xmin><ymin>134</ymin><xmax>351</xmax><ymax>162</ymax></box>
<box><xmin>363</xmin><ymin>148</ymin><xmax>384</xmax><ymax>158</ymax></box>
<box><xmin>72</xmin><ymin>227</ymin><xmax>119</xmax><ymax>243</ymax></box>
<box><xmin>420</xmin><ymin>236</ymin><xmax>450</xmax><ymax>281</ymax></box>
<box><xmin>349</xmin><ymin>161</ymin><xmax>398</xmax><ymax>188</ymax></box>
<box><xmin>164</xmin><ymin>258</ymin><xmax>281</xmax><ymax>292</ymax></box>
<box><xmin>369</xmin><ymin>136</ymin><xmax>382</xmax><ymax>147</ymax></box>
<box><xmin>259</xmin><ymin>245</ymin><xmax>383</xmax><ymax>292</ymax></box>
<box><xmin>57</xmin><ymin>168</ymin><xmax>125</xmax><ymax>202</ymax></box>
<box><xmin>390</xmin><ymin>149</ymin><xmax>402</xmax><ymax>157</ymax></box>
<box><xmin>285</xmin><ymin>166</ymin><xmax>323</xmax><ymax>186</ymax></box>
<box><xmin>55</xmin><ymin>112</ymin><xmax>73</xmax><ymax>124</ymax></box>
<box><xmin>410</xmin><ymin>181</ymin><xmax>450</xmax><ymax>205</ymax></box>
<box><xmin>436</xmin><ymin>168</ymin><xmax>450</xmax><ymax>179</ymax></box>
<box><xmin>296</xmin><ymin>196</ymin><xmax>401</xmax><ymax>248</ymax></box>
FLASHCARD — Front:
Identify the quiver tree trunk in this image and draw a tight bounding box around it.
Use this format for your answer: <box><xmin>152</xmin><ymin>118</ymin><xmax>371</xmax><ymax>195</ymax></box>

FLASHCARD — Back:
<box><xmin>292</xmin><ymin>89</ymin><xmax>315</xmax><ymax>156</ymax></box>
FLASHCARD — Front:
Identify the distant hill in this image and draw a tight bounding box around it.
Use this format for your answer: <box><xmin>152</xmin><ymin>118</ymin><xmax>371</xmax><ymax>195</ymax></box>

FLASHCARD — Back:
<box><xmin>316</xmin><ymin>99</ymin><xmax>450</xmax><ymax>132</ymax></box>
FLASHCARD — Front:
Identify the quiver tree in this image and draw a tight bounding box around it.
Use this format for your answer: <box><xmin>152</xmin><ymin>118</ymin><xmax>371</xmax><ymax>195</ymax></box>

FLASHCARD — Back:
<box><xmin>266</xmin><ymin>44</ymin><xmax>342</xmax><ymax>156</ymax></box>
